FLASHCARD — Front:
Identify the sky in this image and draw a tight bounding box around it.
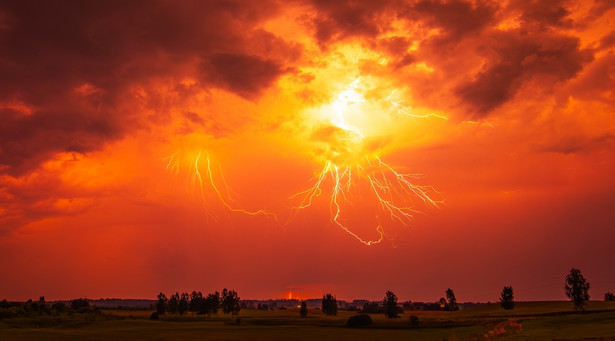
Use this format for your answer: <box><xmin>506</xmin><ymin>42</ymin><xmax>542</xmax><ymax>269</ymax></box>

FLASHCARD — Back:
<box><xmin>1</xmin><ymin>0</ymin><xmax>614</xmax><ymax>303</ymax></box>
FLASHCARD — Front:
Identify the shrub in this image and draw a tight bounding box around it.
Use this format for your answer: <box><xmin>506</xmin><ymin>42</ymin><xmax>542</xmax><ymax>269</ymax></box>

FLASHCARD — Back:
<box><xmin>409</xmin><ymin>315</ymin><xmax>420</xmax><ymax>326</ymax></box>
<box><xmin>51</xmin><ymin>302</ymin><xmax>68</xmax><ymax>313</ymax></box>
<box><xmin>150</xmin><ymin>312</ymin><xmax>159</xmax><ymax>320</ymax></box>
<box><xmin>347</xmin><ymin>314</ymin><xmax>373</xmax><ymax>327</ymax></box>
<box><xmin>71</xmin><ymin>298</ymin><xmax>90</xmax><ymax>311</ymax></box>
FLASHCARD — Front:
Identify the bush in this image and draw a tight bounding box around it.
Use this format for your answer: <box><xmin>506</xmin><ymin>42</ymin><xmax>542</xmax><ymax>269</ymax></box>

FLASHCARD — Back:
<box><xmin>347</xmin><ymin>314</ymin><xmax>373</xmax><ymax>327</ymax></box>
<box><xmin>409</xmin><ymin>315</ymin><xmax>420</xmax><ymax>326</ymax></box>
<box><xmin>150</xmin><ymin>312</ymin><xmax>159</xmax><ymax>320</ymax></box>
<box><xmin>71</xmin><ymin>298</ymin><xmax>90</xmax><ymax>311</ymax></box>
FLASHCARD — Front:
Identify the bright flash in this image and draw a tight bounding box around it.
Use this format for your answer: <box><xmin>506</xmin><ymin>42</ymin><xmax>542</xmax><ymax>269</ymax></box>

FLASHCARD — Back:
<box><xmin>163</xmin><ymin>56</ymin><xmax>445</xmax><ymax>246</ymax></box>
<box><xmin>291</xmin><ymin>76</ymin><xmax>443</xmax><ymax>246</ymax></box>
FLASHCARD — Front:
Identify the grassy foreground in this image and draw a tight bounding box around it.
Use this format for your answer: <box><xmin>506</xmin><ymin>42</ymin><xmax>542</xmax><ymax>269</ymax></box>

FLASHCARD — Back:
<box><xmin>1</xmin><ymin>301</ymin><xmax>614</xmax><ymax>340</ymax></box>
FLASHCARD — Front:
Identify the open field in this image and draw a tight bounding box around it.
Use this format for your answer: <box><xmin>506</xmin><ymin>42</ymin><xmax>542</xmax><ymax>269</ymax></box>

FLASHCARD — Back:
<box><xmin>1</xmin><ymin>301</ymin><xmax>615</xmax><ymax>340</ymax></box>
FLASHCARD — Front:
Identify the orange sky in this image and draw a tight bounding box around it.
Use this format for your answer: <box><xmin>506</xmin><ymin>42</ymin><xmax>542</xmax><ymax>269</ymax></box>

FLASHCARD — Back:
<box><xmin>1</xmin><ymin>0</ymin><xmax>615</xmax><ymax>302</ymax></box>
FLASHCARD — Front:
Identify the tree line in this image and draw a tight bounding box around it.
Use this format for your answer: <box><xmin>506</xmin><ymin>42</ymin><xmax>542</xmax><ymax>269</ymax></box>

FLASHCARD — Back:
<box><xmin>0</xmin><ymin>297</ymin><xmax>98</xmax><ymax>319</ymax></box>
<box><xmin>1</xmin><ymin>267</ymin><xmax>612</xmax><ymax>321</ymax></box>
<box><xmin>302</xmin><ymin>267</ymin><xmax>609</xmax><ymax>320</ymax></box>
<box><xmin>152</xmin><ymin>288</ymin><xmax>240</xmax><ymax>319</ymax></box>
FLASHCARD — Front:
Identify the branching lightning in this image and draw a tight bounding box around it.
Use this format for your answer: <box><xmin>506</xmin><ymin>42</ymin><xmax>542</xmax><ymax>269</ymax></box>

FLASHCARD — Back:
<box><xmin>163</xmin><ymin>55</ymin><xmax>447</xmax><ymax>246</ymax></box>
<box><xmin>164</xmin><ymin>150</ymin><xmax>278</xmax><ymax>222</ymax></box>
<box><xmin>290</xmin><ymin>76</ymin><xmax>443</xmax><ymax>246</ymax></box>
<box><xmin>384</xmin><ymin>90</ymin><xmax>448</xmax><ymax>120</ymax></box>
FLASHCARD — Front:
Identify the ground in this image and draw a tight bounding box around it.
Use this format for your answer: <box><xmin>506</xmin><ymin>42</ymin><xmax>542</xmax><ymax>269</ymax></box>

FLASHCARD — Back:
<box><xmin>1</xmin><ymin>301</ymin><xmax>614</xmax><ymax>340</ymax></box>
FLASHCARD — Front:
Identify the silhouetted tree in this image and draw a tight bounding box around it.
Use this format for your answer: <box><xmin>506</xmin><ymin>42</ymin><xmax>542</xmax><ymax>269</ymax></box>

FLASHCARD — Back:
<box><xmin>439</xmin><ymin>297</ymin><xmax>447</xmax><ymax>310</ymax></box>
<box><xmin>52</xmin><ymin>302</ymin><xmax>67</xmax><ymax>314</ymax></box>
<box><xmin>322</xmin><ymin>293</ymin><xmax>338</xmax><ymax>316</ymax></box>
<box><xmin>168</xmin><ymin>292</ymin><xmax>180</xmax><ymax>314</ymax></box>
<box><xmin>23</xmin><ymin>299</ymin><xmax>33</xmax><ymax>317</ymax></box>
<box><xmin>565</xmin><ymin>268</ymin><xmax>591</xmax><ymax>311</ymax></box>
<box><xmin>500</xmin><ymin>286</ymin><xmax>515</xmax><ymax>310</ymax></box>
<box><xmin>383</xmin><ymin>290</ymin><xmax>399</xmax><ymax>318</ymax></box>
<box><xmin>203</xmin><ymin>291</ymin><xmax>221</xmax><ymax>316</ymax></box>
<box><xmin>189</xmin><ymin>291</ymin><xmax>203</xmax><ymax>314</ymax></box>
<box><xmin>71</xmin><ymin>298</ymin><xmax>90</xmax><ymax>312</ymax></box>
<box><xmin>178</xmin><ymin>292</ymin><xmax>189</xmax><ymax>315</ymax></box>
<box><xmin>605</xmin><ymin>292</ymin><xmax>615</xmax><ymax>301</ymax></box>
<box><xmin>156</xmin><ymin>292</ymin><xmax>168</xmax><ymax>315</ymax></box>
<box><xmin>300</xmin><ymin>301</ymin><xmax>308</xmax><ymax>317</ymax></box>
<box><xmin>446</xmin><ymin>288</ymin><xmax>458</xmax><ymax>311</ymax></box>
<box><xmin>221</xmin><ymin>288</ymin><xmax>241</xmax><ymax>317</ymax></box>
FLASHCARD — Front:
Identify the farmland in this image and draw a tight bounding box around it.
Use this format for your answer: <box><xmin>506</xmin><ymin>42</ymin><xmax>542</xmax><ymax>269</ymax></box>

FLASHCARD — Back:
<box><xmin>1</xmin><ymin>301</ymin><xmax>614</xmax><ymax>340</ymax></box>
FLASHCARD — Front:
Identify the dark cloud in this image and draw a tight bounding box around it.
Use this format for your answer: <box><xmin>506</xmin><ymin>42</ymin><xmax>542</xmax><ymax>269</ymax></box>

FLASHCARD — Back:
<box><xmin>514</xmin><ymin>0</ymin><xmax>573</xmax><ymax>29</ymax></box>
<box><xmin>565</xmin><ymin>53</ymin><xmax>615</xmax><ymax>105</ymax></box>
<box><xmin>0</xmin><ymin>157</ymin><xmax>98</xmax><ymax>234</ymax></box>
<box><xmin>307</xmin><ymin>0</ymin><xmax>398</xmax><ymax>45</ymax></box>
<box><xmin>376</xmin><ymin>36</ymin><xmax>417</xmax><ymax>69</ymax></box>
<box><xmin>0</xmin><ymin>0</ymin><xmax>293</xmax><ymax>176</ymax></box>
<box><xmin>599</xmin><ymin>31</ymin><xmax>615</xmax><ymax>50</ymax></box>
<box><xmin>201</xmin><ymin>53</ymin><xmax>288</xmax><ymax>100</ymax></box>
<box><xmin>584</xmin><ymin>0</ymin><xmax>615</xmax><ymax>23</ymax></box>
<box><xmin>455</xmin><ymin>31</ymin><xmax>593</xmax><ymax>116</ymax></box>
<box><xmin>0</xmin><ymin>99</ymin><xmax>123</xmax><ymax>176</ymax></box>
<box><xmin>537</xmin><ymin>133</ymin><xmax>615</xmax><ymax>155</ymax></box>
<box><xmin>409</xmin><ymin>0</ymin><xmax>499</xmax><ymax>44</ymax></box>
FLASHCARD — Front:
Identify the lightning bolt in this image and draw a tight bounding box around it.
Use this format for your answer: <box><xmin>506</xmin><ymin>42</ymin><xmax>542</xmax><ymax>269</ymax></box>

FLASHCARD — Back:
<box><xmin>165</xmin><ymin>150</ymin><xmax>278</xmax><ymax>222</ymax></box>
<box><xmin>384</xmin><ymin>90</ymin><xmax>448</xmax><ymax>120</ymax></box>
<box><xmin>290</xmin><ymin>75</ymin><xmax>443</xmax><ymax>246</ymax></box>
<box><xmin>291</xmin><ymin>156</ymin><xmax>441</xmax><ymax>246</ymax></box>
<box><xmin>162</xmin><ymin>54</ymin><xmax>448</xmax><ymax>246</ymax></box>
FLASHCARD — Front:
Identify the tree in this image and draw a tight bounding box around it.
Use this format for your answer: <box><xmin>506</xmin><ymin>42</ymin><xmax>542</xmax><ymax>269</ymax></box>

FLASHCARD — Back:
<box><xmin>383</xmin><ymin>290</ymin><xmax>399</xmax><ymax>318</ymax></box>
<box><xmin>500</xmin><ymin>286</ymin><xmax>515</xmax><ymax>310</ymax></box>
<box><xmin>565</xmin><ymin>268</ymin><xmax>591</xmax><ymax>311</ymax></box>
<box><xmin>71</xmin><ymin>298</ymin><xmax>90</xmax><ymax>311</ymax></box>
<box><xmin>446</xmin><ymin>288</ymin><xmax>459</xmax><ymax>311</ymax></box>
<box><xmin>300</xmin><ymin>301</ymin><xmax>308</xmax><ymax>317</ymax></box>
<box><xmin>221</xmin><ymin>288</ymin><xmax>241</xmax><ymax>317</ymax></box>
<box><xmin>52</xmin><ymin>302</ymin><xmax>67</xmax><ymax>314</ymax></box>
<box><xmin>439</xmin><ymin>297</ymin><xmax>447</xmax><ymax>310</ymax></box>
<box><xmin>178</xmin><ymin>292</ymin><xmax>189</xmax><ymax>315</ymax></box>
<box><xmin>156</xmin><ymin>292</ymin><xmax>168</xmax><ymax>315</ymax></box>
<box><xmin>189</xmin><ymin>291</ymin><xmax>203</xmax><ymax>314</ymax></box>
<box><xmin>605</xmin><ymin>292</ymin><xmax>615</xmax><ymax>301</ymax></box>
<box><xmin>322</xmin><ymin>293</ymin><xmax>338</xmax><ymax>316</ymax></box>
<box><xmin>203</xmin><ymin>291</ymin><xmax>221</xmax><ymax>316</ymax></box>
<box><xmin>168</xmin><ymin>292</ymin><xmax>180</xmax><ymax>314</ymax></box>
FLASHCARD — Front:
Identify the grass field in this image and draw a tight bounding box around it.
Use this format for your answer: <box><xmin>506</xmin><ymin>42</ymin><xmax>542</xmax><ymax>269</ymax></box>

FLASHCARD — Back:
<box><xmin>1</xmin><ymin>301</ymin><xmax>614</xmax><ymax>340</ymax></box>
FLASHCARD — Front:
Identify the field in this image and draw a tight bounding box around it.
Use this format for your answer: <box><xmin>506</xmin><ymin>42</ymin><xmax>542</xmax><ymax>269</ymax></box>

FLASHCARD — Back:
<box><xmin>1</xmin><ymin>301</ymin><xmax>615</xmax><ymax>340</ymax></box>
